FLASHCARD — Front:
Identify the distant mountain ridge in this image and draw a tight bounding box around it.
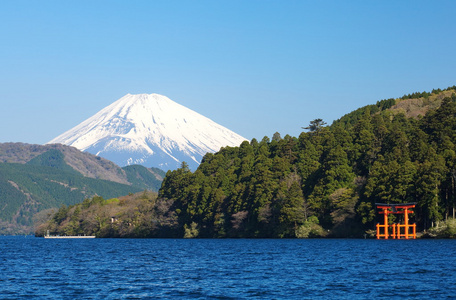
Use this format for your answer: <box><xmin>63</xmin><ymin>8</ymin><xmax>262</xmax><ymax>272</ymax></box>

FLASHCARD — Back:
<box><xmin>0</xmin><ymin>143</ymin><xmax>164</xmax><ymax>185</ymax></box>
<box><xmin>48</xmin><ymin>93</ymin><xmax>247</xmax><ymax>171</ymax></box>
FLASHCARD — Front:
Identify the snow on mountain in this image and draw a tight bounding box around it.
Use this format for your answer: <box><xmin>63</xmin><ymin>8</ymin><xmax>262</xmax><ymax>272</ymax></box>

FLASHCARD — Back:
<box><xmin>48</xmin><ymin>93</ymin><xmax>247</xmax><ymax>171</ymax></box>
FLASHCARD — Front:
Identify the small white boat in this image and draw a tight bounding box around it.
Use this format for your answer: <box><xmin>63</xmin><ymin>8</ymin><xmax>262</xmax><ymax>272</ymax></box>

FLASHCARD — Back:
<box><xmin>44</xmin><ymin>230</ymin><xmax>95</xmax><ymax>239</ymax></box>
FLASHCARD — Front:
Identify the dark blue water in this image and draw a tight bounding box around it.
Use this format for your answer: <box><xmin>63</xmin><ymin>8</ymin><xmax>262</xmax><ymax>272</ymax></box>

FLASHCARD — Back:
<box><xmin>0</xmin><ymin>237</ymin><xmax>455</xmax><ymax>299</ymax></box>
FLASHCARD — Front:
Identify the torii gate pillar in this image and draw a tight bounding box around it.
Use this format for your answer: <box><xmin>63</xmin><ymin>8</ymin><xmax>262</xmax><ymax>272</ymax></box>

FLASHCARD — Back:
<box><xmin>375</xmin><ymin>203</ymin><xmax>416</xmax><ymax>239</ymax></box>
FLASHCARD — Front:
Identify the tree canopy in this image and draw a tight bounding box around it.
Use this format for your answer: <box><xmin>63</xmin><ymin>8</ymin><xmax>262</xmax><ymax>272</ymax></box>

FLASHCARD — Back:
<box><xmin>157</xmin><ymin>88</ymin><xmax>456</xmax><ymax>238</ymax></box>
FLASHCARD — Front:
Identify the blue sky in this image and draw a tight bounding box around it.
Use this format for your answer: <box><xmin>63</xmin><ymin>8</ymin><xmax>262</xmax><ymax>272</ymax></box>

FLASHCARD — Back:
<box><xmin>1</xmin><ymin>1</ymin><xmax>455</xmax><ymax>144</ymax></box>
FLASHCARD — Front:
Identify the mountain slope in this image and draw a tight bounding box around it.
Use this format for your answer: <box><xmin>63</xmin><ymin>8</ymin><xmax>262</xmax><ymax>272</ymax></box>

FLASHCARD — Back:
<box><xmin>0</xmin><ymin>162</ymin><xmax>144</xmax><ymax>234</ymax></box>
<box><xmin>123</xmin><ymin>165</ymin><xmax>165</xmax><ymax>191</ymax></box>
<box><xmin>0</xmin><ymin>143</ymin><xmax>165</xmax><ymax>234</ymax></box>
<box><xmin>0</xmin><ymin>143</ymin><xmax>164</xmax><ymax>186</ymax></box>
<box><xmin>48</xmin><ymin>93</ymin><xmax>247</xmax><ymax>170</ymax></box>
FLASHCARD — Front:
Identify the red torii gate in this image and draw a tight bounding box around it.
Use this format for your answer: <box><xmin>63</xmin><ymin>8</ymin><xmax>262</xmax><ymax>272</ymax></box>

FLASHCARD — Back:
<box><xmin>376</xmin><ymin>203</ymin><xmax>417</xmax><ymax>239</ymax></box>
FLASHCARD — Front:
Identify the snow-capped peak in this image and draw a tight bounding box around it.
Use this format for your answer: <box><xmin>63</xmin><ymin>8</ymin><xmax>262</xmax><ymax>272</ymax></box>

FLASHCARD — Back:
<box><xmin>48</xmin><ymin>93</ymin><xmax>247</xmax><ymax>170</ymax></box>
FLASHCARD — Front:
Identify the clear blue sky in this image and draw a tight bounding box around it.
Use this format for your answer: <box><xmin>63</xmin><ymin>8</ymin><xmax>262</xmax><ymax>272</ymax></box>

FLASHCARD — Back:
<box><xmin>1</xmin><ymin>0</ymin><xmax>455</xmax><ymax>144</ymax></box>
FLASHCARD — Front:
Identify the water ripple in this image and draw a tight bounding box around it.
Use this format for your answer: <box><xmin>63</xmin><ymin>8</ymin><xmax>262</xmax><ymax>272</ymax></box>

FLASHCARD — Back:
<box><xmin>1</xmin><ymin>237</ymin><xmax>455</xmax><ymax>299</ymax></box>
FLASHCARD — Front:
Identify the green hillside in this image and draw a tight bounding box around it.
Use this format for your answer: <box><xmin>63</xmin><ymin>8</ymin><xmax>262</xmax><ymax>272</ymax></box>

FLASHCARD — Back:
<box><xmin>0</xmin><ymin>163</ymin><xmax>143</xmax><ymax>229</ymax></box>
<box><xmin>26</xmin><ymin>149</ymin><xmax>80</xmax><ymax>174</ymax></box>
<box><xmin>123</xmin><ymin>165</ymin><xmax>165</xmax><ymax>191</ymax></box>
<box><xmin>0</xmin><ymin>146</ymin><xmax>164</xmax><ymax>235</ymax></box>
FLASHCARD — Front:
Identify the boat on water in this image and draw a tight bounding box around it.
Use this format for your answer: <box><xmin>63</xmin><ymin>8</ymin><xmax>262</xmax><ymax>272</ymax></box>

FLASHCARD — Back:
<box><xmin>44</xmin><ymin>230</ymin><xmax>95</xmax><ymax>239</ymax></box>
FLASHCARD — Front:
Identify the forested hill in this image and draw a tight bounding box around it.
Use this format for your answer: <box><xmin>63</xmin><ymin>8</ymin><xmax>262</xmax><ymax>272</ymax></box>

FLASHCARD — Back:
<box><xmin>157</xmin><ymin>86</ymin><xmax>456</xmax><ymax>238</ymax></box>
<box><xmin>0</xmin><ymin>143</ymin><xmax>165</xmax><ymax>235</ymax></box>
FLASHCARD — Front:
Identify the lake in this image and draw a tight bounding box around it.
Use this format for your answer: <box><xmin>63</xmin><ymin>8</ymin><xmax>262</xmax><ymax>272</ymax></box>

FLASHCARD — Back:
<box><xmin>0</xmin><ymin>237</ymin><xmax>455</xmax><ymax>299</ymax></box>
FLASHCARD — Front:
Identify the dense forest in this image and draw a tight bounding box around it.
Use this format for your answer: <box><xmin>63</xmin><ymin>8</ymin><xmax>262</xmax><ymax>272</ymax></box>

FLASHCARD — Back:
<box><xmin>159</xmin><ymin>86</ymin><xmax>456</xmax><ymax>238</ymax></box>
<box><xmin>39</xmin><ymin>86</ymin><xmax>456</xmax><ymax>238</ymax></box>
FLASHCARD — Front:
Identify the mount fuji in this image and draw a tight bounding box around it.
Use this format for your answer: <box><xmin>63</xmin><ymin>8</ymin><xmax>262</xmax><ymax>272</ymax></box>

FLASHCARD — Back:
<box><xmin>48</xmin><ymin>93</ymin><xmax>247</xmax><ymax>171</ymax></box>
